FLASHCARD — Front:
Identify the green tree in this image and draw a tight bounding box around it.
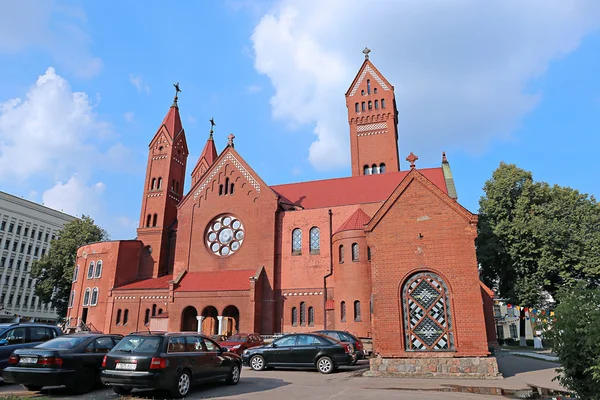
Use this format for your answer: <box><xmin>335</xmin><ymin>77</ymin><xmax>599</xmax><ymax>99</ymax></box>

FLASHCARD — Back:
<box><xmin>547</xmin><ymin>285</ymin><xmax>600</xmax><ymax>399</ymax></box>
<box><xmin>31</xmin><ymin>215</ymin><xmax>108</xmax><ymax>317</ymax></box>
<box><xmin>477</xmin><ymin>162</ymin><xmax>600</xmax><ymax>345</ymax></box>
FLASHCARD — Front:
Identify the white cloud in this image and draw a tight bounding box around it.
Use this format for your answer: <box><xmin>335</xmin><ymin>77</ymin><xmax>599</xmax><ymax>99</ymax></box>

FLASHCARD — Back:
<box><xmin>246</xmin><ymin>84</ymin><xmax>263</xmax><ymax>94</ymax></box>
<box><xmin>124</xmin><ymin>112</ymin><xmax>135</xmax><ymax>123</ymax></box>
<box><xmin>0</xmin><ymin>1</ymin><xmax>102</xmax><ymax>78</ymax></box>
<box><xmin>129</xmin><ymin>74</ymin><xmax>150</xmax><ymax>94</ymax></box>
<box><xmin>42</xmin><ymin>175</ymin><xmax>105</xmax><ymax>217</ymax></box>
<box><xmin>251</xmin><ymin>1</ymin><xmax>600</xmax><ymax>170</ymax></box>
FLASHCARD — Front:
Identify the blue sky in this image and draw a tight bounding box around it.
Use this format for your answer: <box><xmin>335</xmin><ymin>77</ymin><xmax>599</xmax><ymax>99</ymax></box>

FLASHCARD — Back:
<box><xmin>0</xmin><ymin>1</ymin><xmax>599</xmax><ymax>239</ymax></box>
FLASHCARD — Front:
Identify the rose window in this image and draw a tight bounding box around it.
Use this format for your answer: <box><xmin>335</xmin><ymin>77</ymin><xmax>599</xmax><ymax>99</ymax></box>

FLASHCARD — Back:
<box><xmin>206</xmin><ymin>215</ymin><xmax>245</xmax><ymax>257</ymax></box>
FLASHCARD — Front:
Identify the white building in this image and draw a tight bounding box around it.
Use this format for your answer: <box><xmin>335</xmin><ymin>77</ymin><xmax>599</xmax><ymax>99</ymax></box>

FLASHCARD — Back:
<box><xmin>0</xmin><ymin>191</ymin><xmax>76</xmax><ymax>322</ymax></box>
<box><xmin>493</xmin><ymin>302</ymin><xmax>535</xmax><ymax>341</ymax></box>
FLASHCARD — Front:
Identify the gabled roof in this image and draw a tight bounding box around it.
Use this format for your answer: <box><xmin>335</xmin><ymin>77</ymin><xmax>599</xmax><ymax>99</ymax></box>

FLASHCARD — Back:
<box><xmin>176</xmin><ymin>269</ymin><xmax>256</xmax><ymax>292</ymax></box>
<box><xmin>199</xmin><ymin>136</ymin><xmax>218</xmax><ymax>165</ymax></box>
<box><xmin>115</xmin><ymin>274</ymin><xmax>173</xmax><ymax>290</ymax></box>
<box><xmin>345</xmin><ymin>59</ymin><xmax>394</xmax><ymax>97</ymax></box>
<box><xmin>271</xmin><ymin>168</ymin><xmax>447</xmax><ymax>210</ymax></box>
<box><xmin>160</xmin><ymin>105</ymin><xmax>183</xmax><ymax>139</ymax></box>
<box><xmin>336</xmin><ymin>208</ymin><xmax>371</xmax><ymax>233</ymax></box>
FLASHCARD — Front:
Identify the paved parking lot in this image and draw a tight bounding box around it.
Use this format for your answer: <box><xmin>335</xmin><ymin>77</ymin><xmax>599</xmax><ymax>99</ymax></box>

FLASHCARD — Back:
<box><xmin>0</xmin><ymin>356</ymin><xmax>565</xmax><ymax>400</ymax></box>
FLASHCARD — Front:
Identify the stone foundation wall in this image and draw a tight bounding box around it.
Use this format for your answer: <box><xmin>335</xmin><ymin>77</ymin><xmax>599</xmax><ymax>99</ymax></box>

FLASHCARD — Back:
<box><xmin>366</xmin><ymin>357</ymin><xmax>501</xmax><ymax>379</ymax></box>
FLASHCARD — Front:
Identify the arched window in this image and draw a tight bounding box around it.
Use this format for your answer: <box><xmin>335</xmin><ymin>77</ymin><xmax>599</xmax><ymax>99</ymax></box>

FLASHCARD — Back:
<box><xmin>372</xmin><ymin>163</ymin><xmax>379</xmax><ymax>174</ymax></box>
<box><xmin>367</xmin><ymin>246</ymin><xmax>372</xmax><ymax>261</ymax></box>
<box><xmin>309</xmin><ymin>227</ymin><xmax>320</xmax><ymax>254</ymax></box>
<box><xmin>363</xmin><ymin>165</ymin><xmax>370</xmax><ymax>175</ymax></box>
<box><xmin>146</xmin><ymin>214</ymin><xmax>151</xmax><ymax>227</ymax></box>
<box><xmin>292</xmin><ymin>228</ymin><xmax>302</xmax><ymax>254</ymax></box>
<box><xmin>381</xmin><ymin>99</ymin><xmax>386</xmax><ymax>109</ymax></box>
<box><xmin>374</xmin><ymin>88</ymin><xmax>378</xmax><ymax>94</ymax></box>
<box><xmin>300</xmin><ymin>302</ymin><xmax>306</xmax><ymax>326</ymax></box>
<box><xmin>172</xmin><ymin>179</ymin><xmax>175</xmax><ymax>191</ymax></box>
<box><xmin>152</xmin><ymin>304</ymin><xmax>157</xmax><ymax>316</ymax></box>
<box><xmin>151</xmin><ymin>178</ymin><xmax>156</xmax><ymax>190</ymax></box>
<box><xmin>380</xmin><ymin>163</ymin><xmax>386</xmax><ymax>173</ymax></box>
<box><xmin>176</xmin><ymin>181</ymin><xmax>180</xmax><ymax>193</ymax></box>
<box><xmin>225</xmin><ymin>178</ymin><xmax>230</xmax><ymax>195</ymax></box>
<box><xmin>308</xmin><ymin>307</ymin><xmax>314</xmax><ymax>326</ymax></box>
<box><xmin>91</xmin><ymin>288</ymin><xmax>99</xmax><ymax>306</ymax></box>
<box><xmin>116</xmin><ymin>309</ymin><xmax>122</xmax><ymax>325</ymax></box>
<box><xmin>144</xmin><ymin>309</ymin><xmax>150</xmax><ymax>326</ymax></box>
<box><xmin>352</xmin><ymin>243</ymin><xmax>359</xmax><ymax>261</ymax></box>
<box><xmin>367</xmin><ymin>79</ymin><xmax>371</xmax><ymax>94</ymax></box>
<box><xmin>402</xmin><ymin>272</ymin><xmax>455</xmax><ymax>351</ymax></box>
<box><xmin>361</xmin><ymin>102</ymin><xmax>366</xmax><ymax>112</ymax></box>
<box><xmin>361</xmin><ymin>90</ymin><xmax>365</xmax><ymax>95</ymax></box>
<box><xmin>83</xmin><ymin>288</ymin><xmax>91</xmax><ymax>306</ymax></box>
<box><xmin>68</xmin><ymin>291</ymin><xmax>75</xmax><ymax>308</ymax></box>
<box><xmin>375</xmin><ymin>100</ymin><xmax>379</xmax><ymax>109</ymax></box>
<box><xmin>123</xmin><ymin>309</ymin><xmax>129</xmax><ymax>325</ymax></box>
<box><xmin>152</xmin><ymin>214</ymin><xmax>158</xmax><ymax>227</ymax></box>
<box><xmin>219</xmin><ymin>184</ymin><xmax>224</xmax><ymax>196</ymax></box>
<box><xmin>94</xmin><ymin>260</ymin><xmax>102</xmax><ymax>278</ymax></box>
<box><xmin>157</xmin><ymin>177</ymin><xmax>162</xmax><ymax>189</ymax></box>
<box><xmin>73</xmin><ymin>265</ymin><xmax>79</xmax><ymax>282</ymax></box>
<box><xmin>230</xmin><ymin>183</ymin><xmax>234</xmax><ymax>194</ymax></box>
<box><xmin>158</xmin><ymin>308</ymin><xmax>163</xmax><ymax>315</ymax></box>
<box><xmin>340</xmin><ymin>301</ymin><xmax>346</xmax><ymax>322</ymax></box>
<box><xmin>354</xmin><ymin>300</ymin><xmax>361</xmax><ymax>322</ymax></box>
<box><xmin>339</xmin><ymin>245</ymin><xmax>344</xmax><ymax>263</ymax></box>
<box><xmin>87</xmin><ymin>262</ymin><xmax>94</xmax><ymax>279</ymax></box>
<box><xmin>355</xmin><ymin>103</ymin><xmax>359</xmax><ymax>113</ymax></box>
<box><xmin>368</xmin><ymin>101</ymin><xmax>372</xmax><ymax>110</ymax></box>
<box><xmin>292</xmin><ymin>307</ymin><xmax>298</xmax><ymax>326</ymax></box>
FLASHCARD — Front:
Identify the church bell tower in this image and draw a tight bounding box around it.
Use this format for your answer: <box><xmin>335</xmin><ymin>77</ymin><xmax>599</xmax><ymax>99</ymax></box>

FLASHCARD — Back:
<box><xmin>346</xmin><ymin>48</ymin><xmax>400</xmax><ymax>176</ymax></box>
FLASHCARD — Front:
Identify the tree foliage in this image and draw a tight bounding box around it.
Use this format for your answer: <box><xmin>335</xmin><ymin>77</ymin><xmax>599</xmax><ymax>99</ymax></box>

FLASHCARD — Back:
<box><xmin>31</xmin><ymin>215</ymin><xmax>108</xmax><ymax>317</ymax></box>
<box><xmin>477</xmin><ymin>162</ymin><xmax>600</xmax><ymax>307</ymax></box>
<box><xmin>546</xmin><ymin>285</ymin><xmax>600</xmax><ymax>399</ymax></box>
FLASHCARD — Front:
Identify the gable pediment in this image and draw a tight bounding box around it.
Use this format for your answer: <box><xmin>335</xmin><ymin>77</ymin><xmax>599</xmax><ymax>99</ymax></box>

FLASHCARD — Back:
<box><xmin>348</xmin><ymin>64</ymin><xmax>391</xmax><ymax>97</ymax></box>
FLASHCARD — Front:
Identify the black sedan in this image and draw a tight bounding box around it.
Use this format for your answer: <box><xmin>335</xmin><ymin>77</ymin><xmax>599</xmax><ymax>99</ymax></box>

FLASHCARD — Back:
<box><xmin>242</xmin><ymin>333</ymin><xmax>353</xmax><ymax>374</ymax></box>
<box><xmin>2</xmin><ymin>333</ymin><xmax>122</xmax><ymax>394</ymax></box>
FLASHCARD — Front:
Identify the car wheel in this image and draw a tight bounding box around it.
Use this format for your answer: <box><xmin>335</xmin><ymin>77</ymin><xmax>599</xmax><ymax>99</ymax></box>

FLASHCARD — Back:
<box><xmin>72</xmin><ymin>367</ymin><xmax>96</xmax><ymax>394</ymax></box>
<box><xmin>316</xmin><ymin>356</ymin><xmax>334</xmax><ymax>374</ymax></box>
<box><xmin>22</xmin><ymin>384</ymin><xmax>43</xmax><ymax>391</ymax></box>
<box><xmin>226</xmin><ymin>363</ymin><xmax>241</xmax><ymax>385</ymax></box>
<box><xmin>112</xmin><ymin>386</ymin><xmax>133</xmax><ymax>395</ymax></box>
<box><xmin>170</xmin><ymin>369</ymin><xmax>192</xmax><ymax>398</ymax></box>
<box><xmin>250</xmin><ymin>355</ymin><xmax>266</xmax><ymax>371</ymax></box>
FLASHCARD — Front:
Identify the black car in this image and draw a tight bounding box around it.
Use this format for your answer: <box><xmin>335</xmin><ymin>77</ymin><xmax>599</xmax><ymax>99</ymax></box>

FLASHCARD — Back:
<box><xmin>0</xmin><ymin>323</ymin><xmax>62</xmax><ymax>371</ymax></box>
<box><xmin>2</xmin><ymin>332</ymin><xmax>122</xmax><ymax>394</ymax></box>
<box><xmin>101</xmin><ymin>332</ymin><xmax>242</xmax><ymax>398</ymax></box>
<box><xmin>314</xmin><ymin>330</ymin><xmax>365</xmax><ymax>364</ymax></box>
<box><xmin>241</xmin><ymin>333</ymin><xmax>353</xmax><ymax>374</ymax></box>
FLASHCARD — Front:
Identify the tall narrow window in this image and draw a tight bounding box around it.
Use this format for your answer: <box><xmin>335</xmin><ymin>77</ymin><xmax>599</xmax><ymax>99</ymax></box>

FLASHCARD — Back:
<box><xmin>94</xmin><ymin>260</ymin><xmax>102</xmax><ymax>278</ymax></box>
<box><xmin>152</xmin><ymin>304</ymin><xmax>157</xmax><ymax>316</ymax></box>
<box><xmin>355</xmin><ymin>103</ymin><xmax>359</xmax><ymax>113</ymax></box>
<box><xmin>116</xmin><ymin>309</ymin><xmax>122</xmax><ymax>325</ymax></box>
<box><xmin>363</xmin><ymin>165</ymin><xmax>370</xmax><ymax>175</ymax></box>
<box><xmin>309</xmin><ymin>227</ymin><xmax>320</xmax><ymax>254</ymax></box>
<box><xmin>379</xmin><ymin>163</ymin><xmax>386</xmax><ymax>173</ymax></box>
<box><xmin>374</xmin><ymin>88</ymin><xmax>378</xmax><ymax>94</ymax></box>
<box><xmin>176</xmin><ymin>181</ymin><xmax>180</xmax><ymax>193</ymax></box>
<box><xmin>361</xmin><ymin>102</ymin><xmax>366</xmax><ymax>112</ymax></box>
<box><xmin>372</xmin><ymin>164</ymin><xmax>378</xmax><ymax>174</ymax></box>
<box><xmin>73</xmin><ymin>265</ymin><xmax>79</xmax><ymax>282</ymax></box>
<box><xmin>157</xmin><ymin>177</ymin><xmax>162</xmax><ymax>189</ymax></box>
<box><xmin>91</xmin><ymin>288</ymin><xmax>99</xmax><ymax>306</ymax></box>
<box><xmin>151</xmin><ymin>178</ymin><xmax>156</xmax><ymax>190</ymax></box>
<box><xmin>339</xmin><ymin>245</ymin><xmax>344</xmax><ymax>263</ymax></box>
<box><xmin>292</xmin><ymin>307</ymin><xmax>298</xmax><ymax>326</ymax></box>
<box><xmin>144</xmin><ymin>309</ymin><xmax>150</xmax><ymax>325</ymax></box>
<box><xmin>225</xmin><ymin>178</ymin><xmax>230</xmax><ymax>195</ymax></box>
<box><xmin>158</xmin><ymin>308</ymin><xmax>163</xmax><ymax>315</ymax></box>
<box><xmin>292</xmin><ymin>228</ymin><xmax>302</xmax><ymax>255</ymax></box>
<box><xmin>368</xmin><ymin>101</ymin><xmax>372</xmax><ymax>110</ymax></box>
<box><xmin>68</xmin><ymin>291</ymin><xmax>75</xmax><ymax>308</ymax></box>
<box><xmin>367</xmin><ymin>246</ymin><xmax>372</xmax><ymax>261</ymax></box>
<box><xmin>123</xmin><ymin>309</ymin><xmax>129</xmax><ymax>325</ymax></box>
<box><xmin>381</xmin><ymin>99</ymin><xmax>386</xmax><ymax>109</ymax></box>
<box><xmin>219</xmin><ymin>184</ymin><xmax>224</xmax><ymax>196</ymax></box>
<box><xmin>87</xmin><ymin>262</ymin><xmax>94</xmax><ymax>279</ymax></box>
<box><xmin>300</xmin><ymin>302</ymin><xmax>306</xmax><ymax>326</ymax></box>
<box><xmin>341</xmin><ymin>301</ymin><xmax>346</xmax><ymax>322</ymax></box>
<box><xmin>152</xmin><ymin>214</ymin><xmax>158</xmax><ymax>227</ymax></box>
<box><xmin>146</xmin><ymin>214</ymin><xmax>151</xmax><ymax>227</ymax></box>
<box><xmin>308</xmin><ymin>307</ymin><xmax>314</xmax><ymax>326</ymax></box>
<box><xmin>352</xmin><ymin>243</ymin><xmax>359</xmax><ymax>261</ymax></box>
<box><xmin>367</xmin><ymin>79</ymin><xmax>371</xmax><ymax>94</ymax></box>
<box><xmin>375</xmin><ymin>100</ymin><xmax>379</xmax><ymax>109</ymax></box>
<box><xmin>83</xmin><ymin>288</ymin><xmax>91</xmax><ymax>306</ymax></box>
<box><xmin>230</xmin><ymin>183</ymin><xmax>235</xmax><ymax>194</ymax></box>
<box><xmin>402</xmin><ymin>272</ymin><xmax>455</xmax><ymax>351</ymax></box>
<box><xmin>172</xmin><ymin>179</ymin><xmax>175</xmax><ymax>190</ymax></box>
<box><xmin>354</xmin><ymin>300</ymin><xmax>361</xmax><ymax>322</ymax></box>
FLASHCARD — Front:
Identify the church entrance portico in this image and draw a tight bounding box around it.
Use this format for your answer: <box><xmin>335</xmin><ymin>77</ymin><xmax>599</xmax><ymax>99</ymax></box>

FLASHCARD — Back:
<box><xmin>200</xmin><ymin>306</ymin><xmax>219</xmax><ymax>335</ymax></box>
<box><xmin>222</xmin><ymin>305</ymin><xmax>240</xmax><ymax>336</ymax></box>
<box><xmin>181</xmin><ymin>306</ymin><xmax>198</xmax><ymax>331</ymax></box>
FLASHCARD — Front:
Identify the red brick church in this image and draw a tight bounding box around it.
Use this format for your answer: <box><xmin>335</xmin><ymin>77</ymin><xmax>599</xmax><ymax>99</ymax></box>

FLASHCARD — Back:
<box><xmin>68</xmin><ymin>51</ymin><xmax>498</xmax><ymax>373</ymax></box>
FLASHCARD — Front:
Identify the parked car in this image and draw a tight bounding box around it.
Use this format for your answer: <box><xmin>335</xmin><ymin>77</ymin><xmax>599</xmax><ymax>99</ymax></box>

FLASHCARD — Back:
<box><xmin>242</xmin><ymin>333</ymin><xmax>353</xmax><ymax>374</ymax></box>
<box><xmin>314</xmin><ymin>330</ymin><xmax>365</xmax><ymax>364</ymax></box>
<box><xmin>219</xmin><ymin>333</ymin><xmax>264</xmax><ymax>355</ymax></box>
<box><xmin>101</xmin><ymin>332</ymin><xmax>242</xmax><ymax>398</ymax></box>
<box><xmin>0</xmin><ymin>323</ymin><xmax>62</xmax><ymax>371</ymax></box>
<box><xmin>210</xmin><ymin>334</ymin><xmax>228</xmax><ymax>342</ymax></box>
<box><xmin>2</xmin><ymin>332</ymin><xmax>122</xmax><ymax>394</ymax></box>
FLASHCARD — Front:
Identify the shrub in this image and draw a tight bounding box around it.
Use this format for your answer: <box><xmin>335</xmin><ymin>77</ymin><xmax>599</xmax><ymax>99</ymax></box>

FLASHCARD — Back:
<box><xmin>504</xmin><ymin>338</ymin><xmax>516</xmax><ymax>346</ymax></box>
<box><xmin>547</xmin><ymin>285</ymin><xmax>600</xmax><ymax>399</ymax></box>
<box><xmin>526</xmin><ymin>339</ymin><xmax>534</xmax><ymax>347</ymax></box>
<box><xmin>497</xmin><ymin>338</ymin><xmax>505</xmax><ymax>346</ymax></box>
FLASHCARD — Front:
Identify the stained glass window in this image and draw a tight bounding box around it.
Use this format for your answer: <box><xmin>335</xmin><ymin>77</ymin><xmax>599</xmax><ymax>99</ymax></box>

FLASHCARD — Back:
<box><xmin>292</xmin><ymin>228</ymin><xmax>302</xmax><ymax>254</ymax></box>
<box><xmin>300</xmin><ymin>302</ymin><xmax>306</xmax><ymax>326</ymax></box>
<box><xmin>309</xmin><ymin>227</ymin><xmax>320</xmax><ymax>253</ymax></box>
<box><xmin>206</xmin><ymin>215</ymin><xmax>245</xmax><ymax>257</ymax></box>
<box><xmin>352</xmin><ymin>243</ymin><xmax>359</xmax><ymax>261</ymax></box>
<box><xmin>402</xmin><ymin>272</ymin><xmax>454</xmax><ymax>351</ymax></box>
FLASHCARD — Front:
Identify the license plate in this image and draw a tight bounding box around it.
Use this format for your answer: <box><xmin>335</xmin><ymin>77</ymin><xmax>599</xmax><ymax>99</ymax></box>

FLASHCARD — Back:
<box><xmin>20</xmin><ymin>357</ymin><xmax>38</xmax><ymax>364</ymax></box>
<box><xmin>115</xmin><ymin>363</ymin><xmax>137</xmax><ymax>370</ymax></box>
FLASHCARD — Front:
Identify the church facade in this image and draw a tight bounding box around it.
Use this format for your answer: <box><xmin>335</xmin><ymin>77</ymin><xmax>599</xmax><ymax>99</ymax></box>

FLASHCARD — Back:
<box><xmin>67</xmin><ymin>53</ymin><xmax>497</xmax><ymax>363</ymax></box>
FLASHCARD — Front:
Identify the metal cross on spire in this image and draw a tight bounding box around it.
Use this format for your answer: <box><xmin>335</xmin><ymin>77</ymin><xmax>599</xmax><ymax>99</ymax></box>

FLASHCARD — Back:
<box><xmin>209</xmin><ymin>117</ymin><xmax>216</xmax><ymax>137</ymax></box>
<box><xmin>406</xmin><ymin>152</ymin><xmax>419</xmax><ymax>169</ymax></box>
<box><xmin>172</xmin><ymin>82</ymin><xmax>181</xmax><ymax>107</ymax></box>
<box><xmin>363</xmin><ymin>47</ymin><xmax>371</xmax><ymax>60</ymax></box>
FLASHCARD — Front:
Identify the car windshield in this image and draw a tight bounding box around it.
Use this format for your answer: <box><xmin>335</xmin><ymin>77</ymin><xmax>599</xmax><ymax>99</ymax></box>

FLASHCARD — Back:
<box><xmin>36</xmin><ymin>336</ymin><xmax>88</xmax><ymax>349</ymax></box>
<box><xmin>113</xmin><ymin>336</ymin><xmax>162</xmax><ymax>354</ymax></box>
<box><xmin>227</xmin><ymin>335</ymin><xmax>247</xmax><ymax>342</ymax></box>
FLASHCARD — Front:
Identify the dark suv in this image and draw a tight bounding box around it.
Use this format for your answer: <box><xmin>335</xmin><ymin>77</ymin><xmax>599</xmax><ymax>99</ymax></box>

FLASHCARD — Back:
<box><xmin>101</xmin><ymin>332</ymin><xmax>242</xmax><ymax>398</ymax></box>
<box><xmin>0</xmin><ymin>323</ymin><xmax>62</xmax><ymax>371</ymax></box>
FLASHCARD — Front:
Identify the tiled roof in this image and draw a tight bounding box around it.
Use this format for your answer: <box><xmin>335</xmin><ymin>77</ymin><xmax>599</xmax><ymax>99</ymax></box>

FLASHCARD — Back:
<box><xmin>336</xmin><ymin>208</ymin><xmax>372</xmax><ymax>233</ymax></box>
<box><xmin>115</xmin><ymin>274</ymin><xmax>173</xmax><ymax>290</ymax></box>
<box><xmin>271</xmin><ymin>168</ymin><xmax>447</xmax><ymax>210</ymax></box>
<box><xmin>160</xmin><ymin>105</ymin><xmax>183</xmax><ymax>139</ymax></box>
<box><xmin>176</xmin><ymin>269</ymin><xmax>256</xmax><ymax>292</ymax></box>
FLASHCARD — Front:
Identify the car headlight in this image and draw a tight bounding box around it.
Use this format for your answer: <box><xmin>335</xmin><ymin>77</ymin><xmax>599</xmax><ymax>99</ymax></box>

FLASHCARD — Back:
<box><xmin>231</xmin><ymin>345</ymin><xmax>241</xmax><ymax>349</ymax></box>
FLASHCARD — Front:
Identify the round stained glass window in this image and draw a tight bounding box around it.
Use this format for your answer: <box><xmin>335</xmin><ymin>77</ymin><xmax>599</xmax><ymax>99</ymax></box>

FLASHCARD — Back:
<box><xmin>206</xmin><ymin>215</ymin><xmax>245</xmax><ymax>257</ymax></box>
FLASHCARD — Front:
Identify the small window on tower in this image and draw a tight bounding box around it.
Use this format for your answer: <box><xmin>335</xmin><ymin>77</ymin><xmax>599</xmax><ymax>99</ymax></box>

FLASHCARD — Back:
<box><xmin>375</xmin><ymin>100</ymin><xmax>379</xmax><ymax>109</ymax></box>
<box><xmin>367</xmin><ymin>79</ymin><xmax>371</xmax><ymax>94</ymax></box>
<box><xmin>146</xmin><ymin>214</ymin><xmax>151</xmax><ymax>227</ymax></box>
<box><xmin>368</xmin><ymin>101</ymin><xmax>372</xmax><ymax>110</ymax></box>
<box><xmin>361</xmin><ymin>102</ymin><xmax>366</xmax><ymax>112</ymax></box>
<box><xmin>361</xmin><ymin>90</ymin><xmax>365</xmax><ymax>95</ymax></box>
<box><xmin>219</xmin><ymin>184</ymin><xmax>224</xmax><ymax>196</ymax></box>
<box><xmin>152</xmin><ymin>214</ymin><xmax>158</xmax><ymax>227</ymax></box>
<box><xmin>381</xmin><ymin>99</ymin><xmax>386</xmax><ymax>109</ymax></box>
<box><xmin>355</xmin><ymin>103</ymin><xmax>359</xmax><ymax>113</ymax></box>
<box><xmin>176</xmin><ymin>181</ymin><xmax>179</xmax><ymax>193</ymax></box>
<box><xmin>380</xmin><ymin>163</ymin><xmax>386</xmax><ymax>173</ymax></box>
<box><xmin>374</xmin><ymin>88</ymin><xmax>378</xmax><ymax>94</ymax></box>
<box><xmin>157</xmin><ymin>177</ymin><xmax>162</xmax><ymax>189</ymax></box>
<box><xmin>225</xmin><ymin>178</ymin><xmax>230</xmax><ymax>195</ymax></box>
<box><xmin>151</xmin><ymin>178</ymin><xmax>156</xmax><ymax>190</ymax></box>
<box><xmin>372</xmin><ymin>164</ymin><xmax>378</xmax><ymax>174</ymax></box>
<box><xmin>363</xmin><ymin>165</ymin><xmax>370</xmax><ymax>175</ymax></box>
<box><xmin>172</xmin><ymin>179</ymin><xmax>175</xmax><ymax>190</ymax></box>
<box><xmin>230</xmin><ymin>183</ymin><xmax>234</xmax><ymax>195</ymax></box>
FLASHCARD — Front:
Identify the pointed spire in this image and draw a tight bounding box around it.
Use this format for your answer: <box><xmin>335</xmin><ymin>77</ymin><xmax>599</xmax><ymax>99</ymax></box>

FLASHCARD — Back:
<box><xmin>160</xmin><ymin>83</ymin><xmax>183</xmax><ymax>139</ymax></box>
<box><xmin>199</xmin><ymin>120</ymin><xmax>218</xmax><ymax>166</ymax></box>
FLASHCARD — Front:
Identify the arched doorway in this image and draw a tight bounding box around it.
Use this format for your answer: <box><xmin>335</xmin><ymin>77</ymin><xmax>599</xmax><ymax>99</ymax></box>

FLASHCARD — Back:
<box><xmin>201</xmin><ymin>306</ymin><xmax>219</xmax><ymax>335</ymax></box>
<box><xmin>181</xmin><ymin>306</ymin><xmax>198</xmax><ymax>331</ymax></box>
<box><xmin>222</xmin><ymin>305</ymin><xmax>240</xmax><ymax>336</ymax></box>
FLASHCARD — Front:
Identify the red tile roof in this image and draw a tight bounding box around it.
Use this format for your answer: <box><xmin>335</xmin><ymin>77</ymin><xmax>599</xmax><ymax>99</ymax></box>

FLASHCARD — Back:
<box><xmin>115</xmin><ymin>274</ymin><xmax>173</xmax><ymax>290</ymax></box>
<box><xmin>160</xmin><ymin>105</ymin><xmax>183</xmax><ymax>139</ymax></box>
<box><xmin>176</xmin><ymin>269</ymin><xmax>256</xmax><ymax>292</ymax></box>
<box><xmin>271</xmin><ymin>168</ymin><xmax>447</xmax><ymax>210</ymax></box>
<box><xmin>336</xmin><ymin>208</ymin><xmax>372</xmax><ymax>233</ymax></box>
